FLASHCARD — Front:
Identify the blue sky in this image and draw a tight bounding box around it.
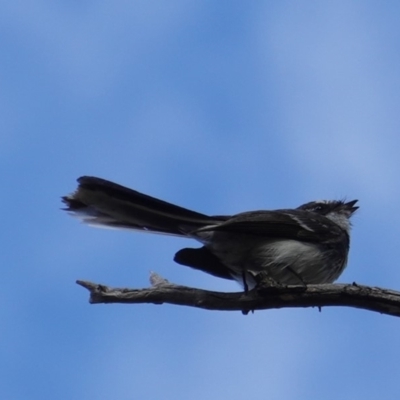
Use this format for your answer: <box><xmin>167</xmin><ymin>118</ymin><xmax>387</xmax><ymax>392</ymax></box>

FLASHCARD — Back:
<box><xmin>2</xmin><ymin>1</ymin><xmax>400</xmax><ymax>399</ymax></box>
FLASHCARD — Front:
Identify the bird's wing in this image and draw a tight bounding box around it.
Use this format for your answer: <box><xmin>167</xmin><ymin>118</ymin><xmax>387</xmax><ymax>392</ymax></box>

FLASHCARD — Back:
<box><xmin>197</xmin><ymin>210</ymin><xmax>344</xmax><ymax>242</ymax></box>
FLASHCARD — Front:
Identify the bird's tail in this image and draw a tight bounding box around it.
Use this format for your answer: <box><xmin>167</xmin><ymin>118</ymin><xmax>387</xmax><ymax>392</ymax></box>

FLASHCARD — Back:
<box><xmin>62</xmin><ymin>176</ymin><xmax>216</xmax><ymax>236</ymax></box>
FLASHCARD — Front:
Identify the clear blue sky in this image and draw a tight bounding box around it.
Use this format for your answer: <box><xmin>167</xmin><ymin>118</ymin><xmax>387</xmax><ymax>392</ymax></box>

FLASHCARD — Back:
<box><xmin>2</xmin><ymin>1</ymin><xmax>400</xmax><ymax>399</ymax></box>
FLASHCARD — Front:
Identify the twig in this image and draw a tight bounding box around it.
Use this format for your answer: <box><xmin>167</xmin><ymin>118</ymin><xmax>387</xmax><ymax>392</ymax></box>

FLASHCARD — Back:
<box><xmin>76</xmin><ymin>273</ymin><xmax>400</xmax><ymax>317</ymax></box>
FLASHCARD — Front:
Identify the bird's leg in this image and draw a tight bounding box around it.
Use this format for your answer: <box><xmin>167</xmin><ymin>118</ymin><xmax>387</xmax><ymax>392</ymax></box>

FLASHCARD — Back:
<box><xmin>242</xmin><ymin>270</ymin><xmax>249</xmax><ymax>293</ymax></box>
<box><xmin>286</xmin><ymin>266</ymin><xmax>307</xmax><ymax>286</ymax></box>
<box><xmin>255</xmin><ymin>273</ymin><xmax>280</xmax><ymax>288</ymax></box>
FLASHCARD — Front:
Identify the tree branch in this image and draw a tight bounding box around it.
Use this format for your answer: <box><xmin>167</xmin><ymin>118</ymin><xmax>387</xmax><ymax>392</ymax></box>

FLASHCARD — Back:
<box><xmin>76</xmin><ymin>273</ymin><xmax>400</xmax><ymax>317</ymax></box>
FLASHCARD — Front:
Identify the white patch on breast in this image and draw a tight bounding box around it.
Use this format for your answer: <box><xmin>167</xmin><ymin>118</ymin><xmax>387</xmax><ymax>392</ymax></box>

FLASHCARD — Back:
<box><xmin>256</xmin><ymin>240</ymin><xmax>321</xmax><ymax>269</ymax></box>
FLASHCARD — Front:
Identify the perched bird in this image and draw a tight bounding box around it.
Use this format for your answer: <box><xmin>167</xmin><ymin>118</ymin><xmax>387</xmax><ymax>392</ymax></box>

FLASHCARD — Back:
<box><xmin>62</xmin><ymin>176</ymin><xmax>358</xmax><ymax>290</ymax></box>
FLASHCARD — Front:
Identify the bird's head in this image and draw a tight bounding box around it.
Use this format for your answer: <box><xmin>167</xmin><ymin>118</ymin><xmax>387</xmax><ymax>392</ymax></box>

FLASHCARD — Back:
<box><xmin>297</xmin><ymin>199</ymin><xmax>358</xmax><ymax>233</ymax></box>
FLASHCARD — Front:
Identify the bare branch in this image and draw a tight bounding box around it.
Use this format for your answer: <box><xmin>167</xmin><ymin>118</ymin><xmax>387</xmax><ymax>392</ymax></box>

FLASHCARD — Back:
<box><xmin>76</xmin><ymin>273</ymin><xmax>400</xmax><ymax>317</ymax></box>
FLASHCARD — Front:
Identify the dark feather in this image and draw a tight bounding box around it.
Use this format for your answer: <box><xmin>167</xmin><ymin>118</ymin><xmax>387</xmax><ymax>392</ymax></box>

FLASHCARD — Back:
<box><xmin>174</xmin><ymin>247</ymin><xmax>234</xmax><ymax>280</ymax></box>
<box><xmin>62</xmin><ymin>176</ymin><xmax>220</xmax><ymax>235</ymax></box>
<box><xmin>195</xmin><ymin>210</ymin><xmax>344</xmax><ymax>242</ymax></box>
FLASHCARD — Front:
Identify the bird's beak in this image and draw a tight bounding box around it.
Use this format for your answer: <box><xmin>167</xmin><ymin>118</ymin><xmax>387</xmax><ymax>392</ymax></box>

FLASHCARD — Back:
<box><xmin>345</xmin><ymin>199</ymin><xmax>359</xmax><ymax>214</ymax></box>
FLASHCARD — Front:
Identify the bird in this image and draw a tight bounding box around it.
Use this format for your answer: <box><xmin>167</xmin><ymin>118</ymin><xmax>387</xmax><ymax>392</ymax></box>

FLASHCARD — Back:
<box><xmin>62</xmin><ymin>176</ymin><xmax>358</xmax><ymax>291</ymax></box>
